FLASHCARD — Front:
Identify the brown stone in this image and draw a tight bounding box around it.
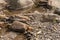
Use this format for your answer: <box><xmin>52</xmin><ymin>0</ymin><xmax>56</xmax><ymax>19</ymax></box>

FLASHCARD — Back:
<box><xmin>8</xmin><ymin>21</ymin><xmax>33</xmax><ymax>33</ymax></box>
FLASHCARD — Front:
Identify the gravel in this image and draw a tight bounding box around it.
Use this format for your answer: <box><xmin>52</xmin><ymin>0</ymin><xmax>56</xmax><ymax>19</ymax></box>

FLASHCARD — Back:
<box><xmin>0</xmin><ymin>0</ymin><xmax>60</xmax><ymax>40</ymax></box>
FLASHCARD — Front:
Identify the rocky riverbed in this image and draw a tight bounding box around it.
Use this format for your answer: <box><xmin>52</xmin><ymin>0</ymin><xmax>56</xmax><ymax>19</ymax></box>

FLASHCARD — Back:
<box><xmin>0</xmin><ymin>0</ymin><xmax>60</xmax><ymax>40</ymax></box>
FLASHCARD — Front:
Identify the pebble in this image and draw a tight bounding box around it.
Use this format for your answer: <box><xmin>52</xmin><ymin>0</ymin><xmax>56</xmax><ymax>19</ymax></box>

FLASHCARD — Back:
<box><xmin>8</xmin><ymin>21</ymin><xmax>33</xmax><ymax>33</ymax></box>
<box><xmin>46</xmin><ymin>38</ymin><xmax>51</xmax><ymax>40</ymax></box>
<box><xmin>18</xmin><ymin>0</ymin><xmax>34</xmax><ymax>8</ymax></box>
<box><xmin>15</xmin><ymin>15</ymin><xmax>31</xmax><ymax>21</ymax></box>
<box><xmin>37</xmin><ymin>31</ymin><xmax>42</xmax><ymax>35</ymax></box>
